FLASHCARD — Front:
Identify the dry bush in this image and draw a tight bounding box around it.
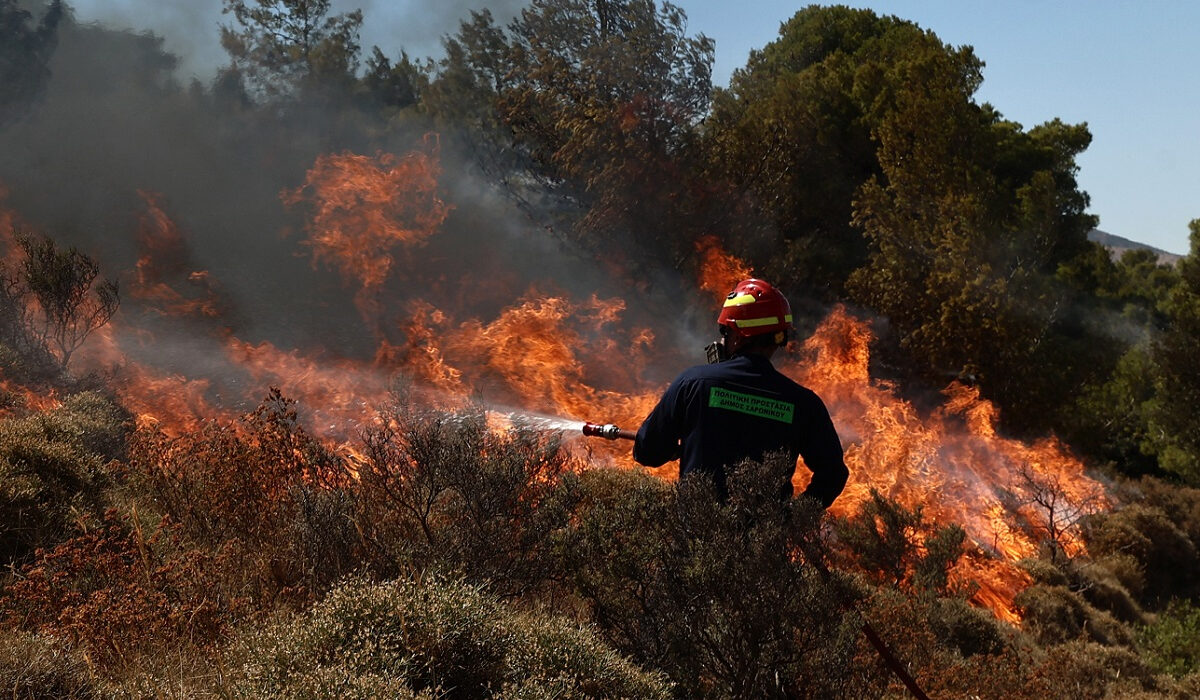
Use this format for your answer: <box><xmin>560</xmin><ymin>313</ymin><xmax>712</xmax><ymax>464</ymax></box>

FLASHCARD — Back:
<box><xmin>1083</xmin><ymin>503</ymin><xmax>1200</xmax><ymax>607</ymax></box>
<box><xmin>1014</xmin><ymin>584</ymin><xmax>1133</xmax><ymax>648</ymax></box>
<box><xmin>1127</xmin><ymin>477</ymin><xmax>1200</xmax><ymax>547</ymax></box>
<box><xmin>228</xmin><ymin>575</ymin><xmax>670</xmax><ymax>700</ymax></box>
<box><xmin>357</xmin><ymin>401</ymin><xmax>578</xmax><ymax>595</ymax></box>
<box><xmin>1020</xmin><ymin>553</ymin><xmax>1146</xmax><ymax>626</ymax></box>
<box><xmin>0</xmin><ymin>629</ymin><xmax>98</xmax><ymax>699</ymax></box>
<box><xmin>854</xmin><ymin>586</ymin><xmax>1026</xmax><ymax>700</ymax></box>
<box><xmin>0</xmin><ymin>509</ymin><xmax>233</xmax><ymax>672</ymax></box>
<box><xmin>127</xmin><ymin>389</ymin><xmax>361</xmax><ymax>607</ymax></box>
<box><xmin>557</xmin><ymin>457</ymin><xmax>867</xmax><ymax>699</ymax></box>
<box><xmin>1021</xmin><ymin>640</ymin><xmax>1170</xmax><ymax>699</ymax></box>
<box><xmin>1070</xmin><ymin>558</ymin><xmax>1146</xmax><ymax>625</ymax></box>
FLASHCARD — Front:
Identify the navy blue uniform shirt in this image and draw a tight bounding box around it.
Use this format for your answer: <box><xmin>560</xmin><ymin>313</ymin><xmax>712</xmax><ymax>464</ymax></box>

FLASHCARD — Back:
<box><xmin>633</xmin><ymin>353</ymin><xmax>848</xmax><ymax>507</ymax></box>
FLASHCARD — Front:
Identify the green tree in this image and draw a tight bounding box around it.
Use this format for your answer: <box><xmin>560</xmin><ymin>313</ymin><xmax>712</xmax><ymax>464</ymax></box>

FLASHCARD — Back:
<box><xmin>3</xmin><ymin>234</ymin><xmax>118</xmax><ymax>370</ymax></box>
<box><xmin>360</xmin><ymin>47</ymin><xmax>427</xmax><ymax>112</ymax></box>
<box><xmin>0</xmin><ymin>0</ymin><xmax>62</xmax><ymax>126</ymax></box>
<box><xmin>1144</xmin><ymin>220</ymin><xmax>1200</xmax><ymax>482</ymax></box>
<box><xmin>428</xmin><ymin>1</ymin><xmax>715</xmax><ymax>271</ymax></box>
<box><xmin>833</xmin><ymin>14</ymin><xmax>1095</xmax><ymax>432</ymax></box>
<box><xmin>706</xmin><ymin>7</ymin><xmax>1101</xmax><ymax>434</ymax></box>
<box><xmin>220</xmin><ymin>0</ymin><xmax>363</xmax><ymax>102</ymax></box>
<box><xmin>703</xmin><ymin>6</ymin><xmax>898</xmax><ymax>297</ymax></box>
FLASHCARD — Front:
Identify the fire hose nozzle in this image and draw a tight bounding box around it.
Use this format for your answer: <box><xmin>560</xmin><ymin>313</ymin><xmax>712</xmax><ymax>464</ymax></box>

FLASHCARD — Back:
<box><xmin>582</xmin><ymin>422</ymin><xmax>636</xmax><ymax>441</ymax></box>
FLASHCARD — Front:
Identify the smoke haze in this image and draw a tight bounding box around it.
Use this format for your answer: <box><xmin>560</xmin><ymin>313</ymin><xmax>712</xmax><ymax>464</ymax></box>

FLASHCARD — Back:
<box><xmin>66</xmin><ymin>0</ymin><xmax>526</xmax><ymax>79</ymax></box>
<box><xmin>0</xmin><ymin>1</ymin><xmax>700</xmax><ymax>425</ymax></box>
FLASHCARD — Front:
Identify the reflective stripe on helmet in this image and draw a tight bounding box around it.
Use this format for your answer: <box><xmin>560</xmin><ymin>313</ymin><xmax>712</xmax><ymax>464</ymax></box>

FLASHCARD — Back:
<box><xmin>733</xmin><ymin>315</ymin><xmax>791</xmax><ymax>328</ymax></box>
<box><xmin>723</xmin><ymin>293</ymin><xmax>758</xmax><ymax>307</ymax></box>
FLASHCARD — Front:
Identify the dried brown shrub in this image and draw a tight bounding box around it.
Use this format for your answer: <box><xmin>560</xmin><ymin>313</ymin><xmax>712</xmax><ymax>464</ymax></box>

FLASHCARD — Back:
<box><xmin>126</xmin><ymin>389</ymin><xmax>361</xmax><ymax>606</ymax></box>
<box><xmin>0</xmin><ymin>509</ymin><xmax>234</xmax><ymax>671</ymax></box>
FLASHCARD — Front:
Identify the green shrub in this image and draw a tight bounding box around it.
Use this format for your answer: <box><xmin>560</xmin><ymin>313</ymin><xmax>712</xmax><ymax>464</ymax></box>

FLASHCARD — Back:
<box><xmin>1138</xmin><ymin>599</ymin><xmax>1200</xmax><ymax>677</ymax></box>
<box><xmin>0</xmin><ymin>392</ymin><xmax>129</xmax><ymax>566</ymax></box>
<box><xmin>0</xmin><ymin>629</ymin><xmax>98</xmax><ymax>699</ymax></box>
<box><xmin>230</xmin><ymin>575</ymin><xmax>670</xmax><ymax>699</ymax></box>
<box><xmin>38</xmin><ymin>392</ymin><xmax>132</xmax><ymax>462</ymax></box>
<box><xmin>1084</xmin><ymin>504</ymin><xmax>1200</xmax><ymax>605</ymax></box>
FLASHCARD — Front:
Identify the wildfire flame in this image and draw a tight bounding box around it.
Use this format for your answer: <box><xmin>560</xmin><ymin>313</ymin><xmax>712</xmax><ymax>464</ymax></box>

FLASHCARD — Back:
<box><xmin>785</xmin><ymin>307</ymin><xmax>1108</xmax><ymax>621</ymax></box>
<box><xmin>0</xmin><ymin>146</ymin><xmax>1111</xmax><ymax>624</ymax></box>
<box><xmin>282</xmin><ymin>142</ymin><xmax>451</xmax><ymax>328</ymax></box>
<box><xmin>133</xmin><ymin>190</ymin><xmax>224</xmax><ymax>319</ymax></box>
<box><xmin>696</xmin><ymin>234</ymin><xmax>752</xmax><ymax>303</ymax></box>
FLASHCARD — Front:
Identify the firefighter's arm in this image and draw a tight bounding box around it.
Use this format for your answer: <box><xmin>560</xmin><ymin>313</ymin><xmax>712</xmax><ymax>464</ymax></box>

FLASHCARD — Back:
<box><xmin>797</xmin><ymin>399</ymin><xmax>849</xmax><ymax>509</ymax></box>
<box><xmin>632</xmin><ymin>379</ymin><xmax>685</xmax><ymax>467</ymax></box>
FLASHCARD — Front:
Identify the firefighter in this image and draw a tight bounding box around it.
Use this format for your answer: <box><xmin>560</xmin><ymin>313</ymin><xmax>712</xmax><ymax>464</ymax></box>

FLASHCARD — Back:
<box><xmin>633</xmin><ymin>279</ymin><xmax>848</xmax><ymax>507</ymax></box>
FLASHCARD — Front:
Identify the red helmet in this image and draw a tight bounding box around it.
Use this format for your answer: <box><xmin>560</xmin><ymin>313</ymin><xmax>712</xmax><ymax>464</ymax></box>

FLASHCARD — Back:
<box><xmin>717</xmin><ymin>279</ymin><xmax>793</xmax><ymax>342</ymax></box>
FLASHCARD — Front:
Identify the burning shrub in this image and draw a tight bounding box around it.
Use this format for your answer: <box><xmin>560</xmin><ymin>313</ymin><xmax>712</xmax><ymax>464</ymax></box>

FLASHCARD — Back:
<box><xmin>357</xmin><ymin>401</ymin><xmax>578</xmax><ymax>596</ymax></box>
<box><xmin>127</xmin><ymin>389</ymin><xmax>360</xmax><ymax>605</ymax></box>
<box><xmin>832</xmin><ymin>488</ymin><xmax>967</xmax><ymax>593</ymax></box>
<box><xmin>557</xmin><ymin>458</ymin><xmax>867</xmax><ymax>699</ymax></box>
<box><xmin>0</xmin><ymin>391</ymin><xmax>128</xmax><ymax>567</ymax></box>
<box><xmin>229</xmin><ymin>575</ymin><xmax>670</xmax><ymax>699</ymax></box>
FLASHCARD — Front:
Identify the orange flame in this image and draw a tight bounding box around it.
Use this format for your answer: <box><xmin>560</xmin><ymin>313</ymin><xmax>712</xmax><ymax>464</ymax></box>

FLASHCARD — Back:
<box><xmin>132</xmin><ymin>191</ymin><xmax>224</xmax><ymax>318</ymax></box>
<box><xmin>785</xmin><ymin>307</ymin><xmax>1108</xmax><ymax>620</ymax></box>
<box><xmin>283</xmin><ymin>143</ymin><xmax>451</xmax><ymax>326</ymax></box>
<box><xmin>2</xmin><ymin>156</ymin><xmax>1113</xmax><ymax>626</ymax></box>
<box><xmin>696</xmin><ymin>235</ymin><xmax>752</xmax><ymax>303</ymax></box>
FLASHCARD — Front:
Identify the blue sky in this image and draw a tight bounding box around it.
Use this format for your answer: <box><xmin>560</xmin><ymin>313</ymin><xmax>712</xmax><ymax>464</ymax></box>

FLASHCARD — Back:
<box><xmin>69</xmin><ymin>0</ymin><xmax>1198</xmax><ymax>254</ymax></box>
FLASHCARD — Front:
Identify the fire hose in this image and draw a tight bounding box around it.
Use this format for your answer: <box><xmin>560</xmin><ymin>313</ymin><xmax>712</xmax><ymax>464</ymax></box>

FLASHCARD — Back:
<box><xmin>581</xmin><ymin>421</ymin><xmax>930</xmax><ymax>699</ymax></box>
<box><xmin>581</xmin><ymin>422</ymin><xmax>636</xmax><ymax>441</ymax></box>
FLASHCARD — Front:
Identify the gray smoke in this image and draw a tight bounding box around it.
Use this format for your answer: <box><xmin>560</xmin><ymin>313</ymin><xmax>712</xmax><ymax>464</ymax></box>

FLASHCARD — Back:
<box><xmin>66</xmin><ymin>0</ymin><xmax>527</xmax><ymax>79</ymax></box>
<box><xmin>0</xmin><ymin>1</ymin><xmax>700</xmax><ymax>408</ymax></box>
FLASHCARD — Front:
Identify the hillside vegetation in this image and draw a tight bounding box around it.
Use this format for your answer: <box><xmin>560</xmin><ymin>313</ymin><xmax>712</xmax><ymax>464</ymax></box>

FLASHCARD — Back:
<box><xmin>2</xmin><ymin>1</ymin><xmax>1200</xmax><ymax>697</ymax></box>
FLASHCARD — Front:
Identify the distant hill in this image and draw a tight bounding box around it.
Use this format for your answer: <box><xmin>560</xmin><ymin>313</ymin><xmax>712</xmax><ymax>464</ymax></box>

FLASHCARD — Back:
<box><xmin>1087</xmin><ymin>229</ymin><xmax>1182</xmax><ymax>266</ymax></box>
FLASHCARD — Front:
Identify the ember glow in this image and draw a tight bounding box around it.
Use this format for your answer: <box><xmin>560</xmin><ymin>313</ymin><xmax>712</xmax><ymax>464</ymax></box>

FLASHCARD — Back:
<box><xmin>0</xmin><ymin>144</ymin><xmax>1111</xmax><ymax>623</ymax></box>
